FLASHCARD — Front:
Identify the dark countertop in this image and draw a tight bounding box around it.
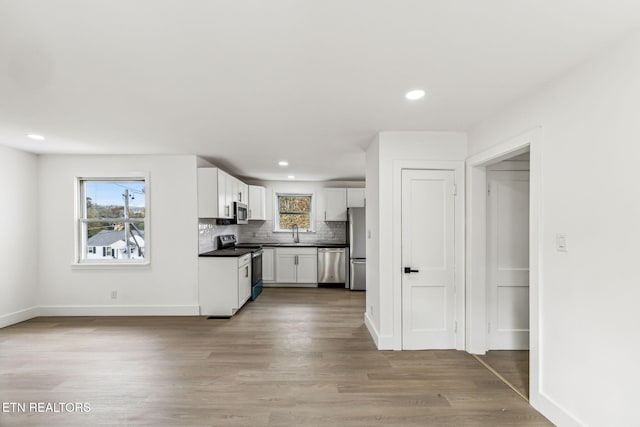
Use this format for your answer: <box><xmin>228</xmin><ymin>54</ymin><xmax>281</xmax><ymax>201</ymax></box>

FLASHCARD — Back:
<box><xmin>199</xmin><ymin>248</ymin><xmax>254</xmax><ymax>257</ymax></box>
<box><xmin>237</xmin><ymin>242</ymin><xmax>348</xmax><ymax>248</ymax></box>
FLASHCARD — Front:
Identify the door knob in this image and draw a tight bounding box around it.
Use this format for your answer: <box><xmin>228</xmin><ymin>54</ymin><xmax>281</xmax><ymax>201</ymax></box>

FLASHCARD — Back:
<box><xmin>404</xmin><ymin>267</ymin><xmax>419</xmax><ymax>274</ymax></box>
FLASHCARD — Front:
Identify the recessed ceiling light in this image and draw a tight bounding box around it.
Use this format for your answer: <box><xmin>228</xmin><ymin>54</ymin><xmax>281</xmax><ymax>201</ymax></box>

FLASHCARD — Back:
<box><xmin>405</xmin><ymin>89</ymin><xmax>426</xmax><ymax>100</ymax></box>
<box><xmin>26</xmin><ymin>133</ymin><xmax>45</xmax><ymax>141</ymax></box>
<box><xmin>287</xmin><ymin>175</ymin><xmax>295</xmax><ymax>179</ymax></box>
<box><xmin>278</xmin><ymin>161</ymin><xmax>289</xmax><ymax>166</ymax></box>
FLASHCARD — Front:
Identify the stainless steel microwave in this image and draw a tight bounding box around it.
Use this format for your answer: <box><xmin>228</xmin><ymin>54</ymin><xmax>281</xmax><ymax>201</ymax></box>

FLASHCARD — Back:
<box><xmin>234</xmin><ymin>202</ymin><xmax>248</xmax><ymax>224</ymax></box>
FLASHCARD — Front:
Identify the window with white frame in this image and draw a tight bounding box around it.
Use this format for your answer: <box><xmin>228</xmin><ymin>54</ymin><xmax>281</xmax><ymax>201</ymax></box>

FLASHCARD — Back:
<box><xmin>77</xmin><ymin>177</ymin><xmax>148</xmax><ymax>264</ymax></box>
<box><xmin>274</xmin><ymin>193</ymin><xmax>314</xmax><ymax>232</ymax></box>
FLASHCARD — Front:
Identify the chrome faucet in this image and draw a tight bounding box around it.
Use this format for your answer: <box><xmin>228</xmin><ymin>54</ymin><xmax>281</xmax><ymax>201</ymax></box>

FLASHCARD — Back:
<box><xmin>292</xmin><ymin>224</ymin><xmax>300</xmax><ymax>243</ymax></box>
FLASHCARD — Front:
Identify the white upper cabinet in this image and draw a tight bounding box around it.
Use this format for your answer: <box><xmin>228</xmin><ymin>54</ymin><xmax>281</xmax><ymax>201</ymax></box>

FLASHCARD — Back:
<box><xmin>324</xmin><ymin>188</ymin><xmax>347</xmax><ymax>221</ymax></box>
<box><xmin>238</xmin><ymin>181</ymin><xmax>248</xmax><ymax>204</ymax></box>
<box><xmin>199</xmin><ymin>168</ymin><xmax>229</xmax><ymax>218</ymax></box>
<box><xmin>229</xmin><ymin>176</ymin><xmax>239</xmax><ymax>204</ymax></box>
<box><xmin>347</xmin><ymin>188</ymin><xmax>366</xmax><ymax>207</ymax></box>
<box><xmin>217</xmin><ymin>170</ymin><xmax>230</xmax><ymax>218</ymax></box>
<box><xmin>248</xmin><ymin>185</ymin><xmax>266</xmax><ymax>220</ymax></box>
<box><xmin>197</xmin><ymin>168</ymin><xmax>248</xmax><ymax>219</ymax></box>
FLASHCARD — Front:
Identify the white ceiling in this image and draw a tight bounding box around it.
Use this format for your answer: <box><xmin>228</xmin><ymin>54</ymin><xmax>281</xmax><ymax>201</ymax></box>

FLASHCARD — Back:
<box><xmin>1</xmin><ymin>1</ymin><xmax>640</xmax><ymax>181</ymax></box>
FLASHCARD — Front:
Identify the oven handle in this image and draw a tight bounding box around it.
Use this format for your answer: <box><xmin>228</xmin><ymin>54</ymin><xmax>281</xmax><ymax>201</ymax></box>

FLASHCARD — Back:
<box><xmin>251</xmin><ymin>250</ymin><xmax>263</xmax><ymax>258</ymax></box>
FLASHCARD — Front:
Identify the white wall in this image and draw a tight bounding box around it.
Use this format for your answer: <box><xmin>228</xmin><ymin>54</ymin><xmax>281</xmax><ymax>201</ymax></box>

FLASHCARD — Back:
<box><xmin>467</xmin><ymin>31</ymin><xmax>640</xmax><ymax>427</ymax></box>
<box><xmin>37</xmin><ymin>155</ymin><xmax>200</xmax><ymax>315</ymax></box>
<box><xmin>0</xmin><ymin>145</ymin><xmax>39</xmax><ymax>327</ymax></box>
<box><xmin>365</xmin><ymin>136</ymin><xmax>380</xmax><ymax>342</ymax></box>
<box><xmin>366</xmin><ymin>132</ymin><xmax>467</xmax><ymax>349</ymax></box>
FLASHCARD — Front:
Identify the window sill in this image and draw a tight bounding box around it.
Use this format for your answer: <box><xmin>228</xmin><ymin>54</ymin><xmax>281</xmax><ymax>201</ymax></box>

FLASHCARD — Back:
<box><xmin>71</xmin><ymin>261</ymin><xmax>151</xmax><ymax>270</ymax></box>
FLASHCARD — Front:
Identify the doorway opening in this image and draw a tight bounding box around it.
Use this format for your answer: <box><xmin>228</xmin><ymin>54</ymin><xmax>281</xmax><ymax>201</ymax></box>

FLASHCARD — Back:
<box><xmin>477</xmin><ymin>151</ymin><xmax>530</xmax><ymax>398</ymax></box>
<box><xmin>465</xmin><ymin>128</ymin><xmax>540</xmax><ymax>403</ymax></box>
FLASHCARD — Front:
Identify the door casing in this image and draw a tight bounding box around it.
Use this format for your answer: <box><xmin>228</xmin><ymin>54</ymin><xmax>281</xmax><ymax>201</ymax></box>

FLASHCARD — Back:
<box><xmin>465</xmin><ymin>127</ymin><xmax>541</xmax><ymax>407</ymax></box>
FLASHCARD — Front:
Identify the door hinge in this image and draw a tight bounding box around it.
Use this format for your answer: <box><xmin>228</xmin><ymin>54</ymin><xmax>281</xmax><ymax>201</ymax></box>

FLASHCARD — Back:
<box><xmin>487</xmin><ymin>183</ymin><xmax>491</xmax><ymax>195</ymax></box>
<box><xmin>453</xmin><ymin>183</ymin><xmax>457</xmax><ymax>196</ymax></box>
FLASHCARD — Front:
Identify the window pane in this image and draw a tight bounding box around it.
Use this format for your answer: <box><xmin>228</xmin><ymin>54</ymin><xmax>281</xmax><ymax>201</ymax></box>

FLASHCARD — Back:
<box><xmin>84</xmin><ymin>222</ymin><xmax>146</xmax><ymax>260</ymax></box>
<box><xmin>278</xmin><ymin>196</ymin><xmax>311</xmax><ymax>214</ymax></box>
<box><xmin>279</xmin><ymin>213</ymin><xmax>310</xmax><ymax>230</ymax></box>
<box><xmin>84</xmin><ymin>181</ymin><xmax>146</xmax><ymax>219</ymax></box>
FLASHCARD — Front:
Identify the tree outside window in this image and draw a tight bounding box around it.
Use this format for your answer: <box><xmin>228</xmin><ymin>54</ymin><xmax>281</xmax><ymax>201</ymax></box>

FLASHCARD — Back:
<box><xmin>276</xmin><ymin>194</ymin><xmax>313</xmax><ymax>231</ymax></box>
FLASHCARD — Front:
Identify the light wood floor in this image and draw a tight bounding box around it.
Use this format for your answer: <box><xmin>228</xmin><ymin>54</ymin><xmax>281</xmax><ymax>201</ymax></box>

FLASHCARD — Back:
<box><xmin>477</xmin><ymin>351</ymin><xmax>530</xmax><ymax>399</ymax></box>
<box><xmin>0</xmin><ymin>288</ymin><xmax>550</xmax><ymax>426</ymax></box>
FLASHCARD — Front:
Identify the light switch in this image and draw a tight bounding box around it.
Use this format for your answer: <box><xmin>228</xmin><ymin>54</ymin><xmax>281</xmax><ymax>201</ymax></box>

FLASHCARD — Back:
<box><xmin>556</xmin><ymin>233</ymin><xmax>567</xmax><ymax>252</ymax></box>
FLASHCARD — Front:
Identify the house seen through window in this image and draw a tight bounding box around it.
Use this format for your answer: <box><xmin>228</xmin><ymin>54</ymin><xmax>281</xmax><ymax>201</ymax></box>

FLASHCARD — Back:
<box><xmin>78</xmin><ymin>178</ymin><xmax>147</xmax><ymax>264</ymax></box>
<box><xmin>275</xmin><ymin>194</ymin><xmax>313</xmax><ymax>232</ymax></box>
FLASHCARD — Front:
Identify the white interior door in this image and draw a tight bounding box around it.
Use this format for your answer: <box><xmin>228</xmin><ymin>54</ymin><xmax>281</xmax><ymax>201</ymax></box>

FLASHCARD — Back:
<box><xmin>401</xmin><ymin>169</ymin><xmax>456</xmax><ymax>350</ymax></box>
<box><xmin>487</xmin><ymin>170</ymin><xmax>530</xmax><ymax>350</ymax></box>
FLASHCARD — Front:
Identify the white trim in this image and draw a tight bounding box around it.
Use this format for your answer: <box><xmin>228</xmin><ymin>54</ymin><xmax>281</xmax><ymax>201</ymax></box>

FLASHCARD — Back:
<box><xmin>465</xmin><ymin>128</ymin><xmax>537</xmax><ymax>353</ymax></box>
<box><xmin>38</xmin><ymin>305</ymin><xmax>199</xmax><ymax>316</ymax></box>
<box><xmin>0</xmin><ymin>306</ymin><xmax>40</xmax><ymax>329</ymax></box>
<box><xmin>364</xmin><ymin>311</ymin><xmax>379</xmax><ymax>347</ymax></box>
<box><xmin>71</xmin><ymin>262</ymin><xmax>151</xmax><ymax>269</ymax></box>
<box><xmin>262</xmin><ymin>283</ymin><xmax>317</xmax><ymax>288</ymax></box>
<box><xmin>273</xmin><ymin>192</ymin><xmax>316</xmax><ymax>232</ymax></box>
<box><xmin>392</xmin><ymin>160</ymin><xmax>466</xmax><ymax>351</ymax></box>
<box><xmin>73</xmin><ymin>173</ymin><xmax>151</xmax><ymax>266</ymax></box>
<box><xmin>365</xmin><ymin>312</ymin><xmax>396</xmax><ymax>350</ymax></box>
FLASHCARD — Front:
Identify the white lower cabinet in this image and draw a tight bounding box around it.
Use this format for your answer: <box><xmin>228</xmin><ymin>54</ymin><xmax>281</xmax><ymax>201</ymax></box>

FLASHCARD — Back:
<box><xmin>295</xmin><ymin>252</ymin><xmax>318</xmax><ymax>283</ymax></box>
<box><xmin>274</xmin><ymin>247</ymin><xmax>318</xmax><ymax>285</ymax></box>
<box><xmin>262</xmin><ymin>248</ymin><xmax>275</xmax><ymax>282</ymax></box>
<box><xmin>238</xmin><ymin>258</ymin><xmax>251</xmax><ymax>308</ymax></box>
<box><xmin>199</xmin><ymin>254</ymin><xmax>251</xmax><ymax>316</ymax></box>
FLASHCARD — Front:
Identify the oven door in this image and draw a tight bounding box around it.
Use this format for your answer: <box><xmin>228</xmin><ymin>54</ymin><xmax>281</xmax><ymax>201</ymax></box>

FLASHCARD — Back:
<box><xmin>251</xmin><ymin>250</ymin><xmax>263</xmax><ymax>300</ymax></box>
<box><xmin>251</xmin><ymin>250</ymin><xmax>263</xmax><ymax>286</ymax></box>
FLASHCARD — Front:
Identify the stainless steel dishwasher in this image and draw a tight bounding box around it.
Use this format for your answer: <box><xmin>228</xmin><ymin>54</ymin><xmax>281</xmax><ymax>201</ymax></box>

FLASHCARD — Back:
<box><xmin>317</xmin><ymin>247</ymin><xmax>346</xmax><ymax>284</ymax></box>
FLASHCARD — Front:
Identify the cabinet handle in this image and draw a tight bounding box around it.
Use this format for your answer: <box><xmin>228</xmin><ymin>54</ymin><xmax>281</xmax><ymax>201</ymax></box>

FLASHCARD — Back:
<box><xmin>226</xmin><ymin>205</ymin><xmax>229</xmax><ymax>216</ymax></box>
<box><xmin>249</xmin><ymin>209</ymin><xmax>252</xmax><ymax>218</ymax></box>
<box><xmin>239</xmin><ymin>192</ymin><xmax>242</xmax><ymax>201</ymax></box>
<box><xmin>324</xmin><ymin>211</ymin><xmax>327</xmax><ymax>221</ymax></box>
<box><xmin>245</xmin><ymin>266</ymin><xmax>249</xmax><ymax>277</ymax></box>
<box><xmin>295</xmin><ymin>255</ymin><xmax>298</xmax><ymax>265</ymax></box>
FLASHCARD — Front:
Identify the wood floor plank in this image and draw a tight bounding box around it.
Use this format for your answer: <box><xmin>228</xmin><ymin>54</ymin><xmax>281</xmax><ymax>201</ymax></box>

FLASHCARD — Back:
<box><xmin>0</xmin><ymin>288</ymin><xmax>550</xmax><ymax>426</ymax></box>
<box><xmin>478</xmin><ymin>350</ymin><xmax>530</xmax><ymax>398</ymax></box>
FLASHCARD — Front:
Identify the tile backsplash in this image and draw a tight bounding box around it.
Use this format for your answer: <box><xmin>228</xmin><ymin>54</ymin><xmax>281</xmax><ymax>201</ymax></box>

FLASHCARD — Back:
<box><xmin>238</xmin><ymin>220</ymin><xmax>346</xmax><ymax>244</ymax></box>
<box><xmin>198</xmin><ymin>220</ymin><xmax>239</xmax><ymax>253</ymax></box>
<box><xmin>199</xmin><ymin>219</ymin><xmax>347</xmax><ymax>253</ymax></box>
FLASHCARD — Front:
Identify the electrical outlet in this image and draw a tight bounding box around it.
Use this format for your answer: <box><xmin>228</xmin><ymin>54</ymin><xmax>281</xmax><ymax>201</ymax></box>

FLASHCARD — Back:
<box><xmin>111</xmin><ymin>290</ymin><xmax>118</xmax><ymax>299</ymax></box>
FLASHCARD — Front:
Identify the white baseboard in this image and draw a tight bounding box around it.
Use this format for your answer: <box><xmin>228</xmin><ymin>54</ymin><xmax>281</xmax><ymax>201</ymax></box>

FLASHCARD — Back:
<box><xmin>0</xmin><ymin>306</ymin><xmax>40</xmax><ymax>328</ymax></box>
<box><xmin>38</xmin><ymin>305</ymin><xmax>200</xmax><ymax>316</ymax></box>
<box><xmin>530</xmin><ymin>390</ymin><xmax>585</xmax><ymax>427</ymax></box>
<box><xmin>262</xmin><ymin>283</ymin><xmax>318</xmax><ymax>288</ymax></box>
<box><xmin>364</xmin><ymin>311</ymin><xmax>398</xmax><ymax>350</ymax></box>
<box><xmin>364</xmin><ymin>311</ymin><xmax>379</xmax><ymax>347</ymax></box>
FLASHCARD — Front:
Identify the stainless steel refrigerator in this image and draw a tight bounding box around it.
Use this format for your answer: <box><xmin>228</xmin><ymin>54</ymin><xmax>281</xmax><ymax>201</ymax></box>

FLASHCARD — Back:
<box><xmin>347</xmin><ymin>207</ymin><xmax>366</xmax><ymax>290</ymax></box>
